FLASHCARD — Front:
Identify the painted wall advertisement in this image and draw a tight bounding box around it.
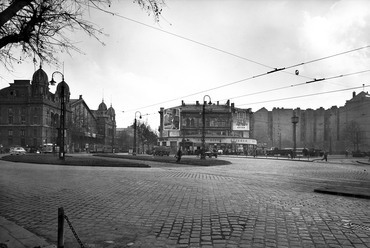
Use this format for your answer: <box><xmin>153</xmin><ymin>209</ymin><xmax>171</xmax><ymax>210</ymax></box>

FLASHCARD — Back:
<box><xmin>232</xmin><ymin>112</ymin><xmax>250</xmax><ymax>131</ymax></box>
<box><xmin>163</xmin><ymin>108</ymin><xmax>180</xmax><ymax>130</ymax></box>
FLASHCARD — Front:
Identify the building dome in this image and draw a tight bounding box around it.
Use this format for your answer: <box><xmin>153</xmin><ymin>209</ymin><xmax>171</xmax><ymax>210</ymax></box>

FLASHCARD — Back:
<box><xmin>107</xmin><ymin>105</ymin><xmax>115</xmax><ymax>116</ymax></box>
<box><xmin>56</xmin><ymin>80</ymin><xmax>70</xmax><ymax>100</ymax></box>
<box><xmin>98</xmin><ymin>100</ymin><xmax>107</xmax><ymax>111</ymax></box>
<box><xmin>31</xmin><ymin>67</ymin><xmax>49</xmax><ymax>85</ymax></box>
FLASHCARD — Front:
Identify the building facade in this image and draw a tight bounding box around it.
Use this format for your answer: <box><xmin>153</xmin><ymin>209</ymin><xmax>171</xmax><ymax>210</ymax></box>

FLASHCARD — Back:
<box><xmin>0</xmin><ymin>67</ymin><xmax>71</xmax><ymax>150</ymax></box>
<box><xmin>0</xmin><ymin>67</ymin><xmax>116</xmax><ymax>152</ymax></box>
<box><xmin>252</xmin><ymin>91</ymin><xmax>370</xmax><ymax>154</ymax></box>
<box><xmin>158</xmin><ymin>100</ymin><xmax>257</xmax><ymax>154</ymax></box>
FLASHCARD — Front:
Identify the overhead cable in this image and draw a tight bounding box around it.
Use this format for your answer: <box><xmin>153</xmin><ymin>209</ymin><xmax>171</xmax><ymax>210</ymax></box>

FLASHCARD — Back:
<box><xmin>238</xmin><ymin>85</ymin><xmax>370</xmax><ymax>107</ymax></box>
<box><xmin>221</xmin><ymin>69</ymin><xmax>370</xmax><ymax>102</ymax></box>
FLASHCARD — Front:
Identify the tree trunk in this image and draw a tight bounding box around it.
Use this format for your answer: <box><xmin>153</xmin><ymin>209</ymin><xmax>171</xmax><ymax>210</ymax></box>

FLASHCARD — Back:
<box><xmin>0</xmin><ymin>0</ymin><xmax>32</xmax><ymax>28</ymax></box>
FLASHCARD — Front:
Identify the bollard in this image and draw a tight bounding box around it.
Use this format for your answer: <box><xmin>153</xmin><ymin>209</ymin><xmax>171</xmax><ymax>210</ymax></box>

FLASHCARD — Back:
<box><xmin>58</xmin><ymin>207</ymin><xmax>65</xmax><ymax>248</ymax></box>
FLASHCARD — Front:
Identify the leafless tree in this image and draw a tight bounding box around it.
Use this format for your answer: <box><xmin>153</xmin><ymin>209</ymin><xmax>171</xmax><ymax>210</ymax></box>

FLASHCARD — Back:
<box><xmin>344</xmin><ymin>120</ymin><xmax>362</xmax><ymax>151</ymax></box>
<box><xmin>0</xmin><ymin>0</ymin><xmax>164</xmax><ymax>68</ymax></box>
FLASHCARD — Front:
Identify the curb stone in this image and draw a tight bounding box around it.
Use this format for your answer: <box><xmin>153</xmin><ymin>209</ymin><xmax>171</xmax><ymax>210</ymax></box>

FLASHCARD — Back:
<box><xmin>0</xmin><ymin>216</ymin><xmax>55</xmax><ymax>248</ymax></box>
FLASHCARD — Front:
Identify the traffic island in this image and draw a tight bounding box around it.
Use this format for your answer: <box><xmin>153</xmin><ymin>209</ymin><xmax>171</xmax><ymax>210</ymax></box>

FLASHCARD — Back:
<box><xmin>1</xmin><ymin>154</ymin><xmax>150</xmax><ymax>168</ymax></box>
<box><xmin>314</xmin><ymin>185</ymin><xmax>370</xmax><ymax>199</ymax></box>
<box><xmin>95</xmin><ymin>154</ymin><xmax>232</xmax><ymax>166</ymax></box>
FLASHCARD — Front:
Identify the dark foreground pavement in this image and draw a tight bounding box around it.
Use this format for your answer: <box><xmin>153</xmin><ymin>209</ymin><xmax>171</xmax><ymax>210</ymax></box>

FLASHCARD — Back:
<box><xmin>0</xmin><ymin>154</ymin><xmax>370</xmax><ymax>247</ymax></box>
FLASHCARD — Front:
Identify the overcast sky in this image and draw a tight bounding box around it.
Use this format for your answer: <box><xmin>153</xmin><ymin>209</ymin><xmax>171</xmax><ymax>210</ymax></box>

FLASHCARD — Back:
<box><xmin>1</xmin><ymin>0</ymin><xmax>370</xmax><ymax>130</ymax></box>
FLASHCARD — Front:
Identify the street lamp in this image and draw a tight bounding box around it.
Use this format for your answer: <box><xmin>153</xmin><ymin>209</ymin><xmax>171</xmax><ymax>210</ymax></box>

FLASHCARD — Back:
<box><xmin>201</xmin><ymin>95</ymin><xmax>212</xmax><ymax>159</ymax></box>
<box><xmin>50</xmin><ymin>71</ymin><xmax>66</xmax><ymax>160</ymax></box>
<box><xmin>291</xmin><ymin>110</ymin><xmax>299</xmax><ymax>159</ymax></box>
<box><xmin>133</xmin><ymin>111</ymin><xmax>142</xmax><ymax>156</ymax></box>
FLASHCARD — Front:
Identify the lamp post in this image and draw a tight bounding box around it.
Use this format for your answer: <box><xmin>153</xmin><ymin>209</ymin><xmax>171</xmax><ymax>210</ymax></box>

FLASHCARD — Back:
<box><xmin>50</xmin><ymin>71</ymin><xmax>66</xmax><ymax>160</ymax></box>
<box><xmin>201</xmin><ymin>95</ymin><xmax>212</xmax><ymax>159</ymax></box>
<box><xmin>133</xmin><ymin>111</ymin><xmax>142</xmax><ymax>156</ymax></box>
<box><xmin>291</xmin><ymin>110</ymin><xmax>299</xmax><ymax>159</ymax></box>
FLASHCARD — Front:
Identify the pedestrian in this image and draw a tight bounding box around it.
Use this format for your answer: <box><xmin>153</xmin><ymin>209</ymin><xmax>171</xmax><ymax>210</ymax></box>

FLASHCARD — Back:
<box><xmin>176</xmin><ymin>148</ymin><xmax>182</xmax><ymax>162</ymax></box>
<box><xmin>321</xmin><ymin>151</ymin><xmax>328</xmax><ymax>162</ymax></box>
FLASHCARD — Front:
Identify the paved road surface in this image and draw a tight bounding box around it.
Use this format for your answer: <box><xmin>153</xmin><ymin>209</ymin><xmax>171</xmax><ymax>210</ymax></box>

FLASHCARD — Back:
<box><xmin>1</xmin><ymin>156</ymin><xmax>369</xmax><ymax>247</ymax></box>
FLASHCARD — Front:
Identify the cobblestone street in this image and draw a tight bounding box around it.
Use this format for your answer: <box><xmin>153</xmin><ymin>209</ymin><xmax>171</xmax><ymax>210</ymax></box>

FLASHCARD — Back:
<box><xmin>1</xmin><ymin>156</ymin><xmax>370</xmax><ymax>247</ymax></box>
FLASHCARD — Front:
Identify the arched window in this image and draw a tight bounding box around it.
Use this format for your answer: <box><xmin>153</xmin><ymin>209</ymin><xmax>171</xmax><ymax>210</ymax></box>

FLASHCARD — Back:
<box><xmin>186</xmin><ymin>118</ymin><xmax>190</xmax><ymax>127</ymax></box>
<box><xmin>190</xmin><ymin>118</ymin><xmax>195</xmax><ymax>127</ymax></box>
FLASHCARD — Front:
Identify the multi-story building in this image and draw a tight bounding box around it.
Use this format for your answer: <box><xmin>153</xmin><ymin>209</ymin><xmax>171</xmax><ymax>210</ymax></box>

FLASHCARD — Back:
<box><xmin>252</xmin><ymin>91</ymin><xmax>370</xmax><ymax>154</ymax></box>
<box><xmin>0</xmin><ymin>67</ymin><xmax>116</xmax><ymax>152</ymax></box>
<box><xmin>0</xmin><ymin>66</ymin><xmax>71</xmax><ymax>150</ymax></box>
<box><xmin>158</xmin><ymin>100</ymin><xmax>257</xmax><ymax>154</ymax></box>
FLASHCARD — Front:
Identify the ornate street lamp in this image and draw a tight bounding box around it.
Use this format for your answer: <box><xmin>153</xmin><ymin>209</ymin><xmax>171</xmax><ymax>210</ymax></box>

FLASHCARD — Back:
<box><xmin>50</xmin><ymin>71</ymin><xmax>66</xmax><ymax>160</ymax></box>
<box><xmin>133</xmin><ymin>111</ymin><xmax>142</xmax><ymax>156</ymax></box>
<box><xmin>291</xmin><ymin>110</ymin><xmax>299</xmax><ymax>159</ymax></box>
<box><xmin>201</xmin><ymin>95</ymin><xmax>212</xmax><ymax>159</ymax></box>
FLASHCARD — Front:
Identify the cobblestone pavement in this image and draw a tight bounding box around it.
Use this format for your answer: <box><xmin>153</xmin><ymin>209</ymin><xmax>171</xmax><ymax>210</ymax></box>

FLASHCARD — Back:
<box><xmin>0</xmin><ymin>156</ymin><xmax>370</xmax><ymax>248</ymax></box>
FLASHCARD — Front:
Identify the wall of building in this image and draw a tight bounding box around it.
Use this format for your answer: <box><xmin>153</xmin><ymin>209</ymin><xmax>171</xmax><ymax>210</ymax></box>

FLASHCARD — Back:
<box><xmin>252</xmin><ymin>92</ymin><xmax>370</xmax><ymax>154</ymax></box>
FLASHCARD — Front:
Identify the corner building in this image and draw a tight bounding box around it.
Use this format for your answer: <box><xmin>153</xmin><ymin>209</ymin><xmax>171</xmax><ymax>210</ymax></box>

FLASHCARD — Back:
<box><xmin>0</xmin><ymin>67</ymin><xmax>116</xmax><ymax>152</ymax></box>
<box><xmin>158</xmin><ymin>100</ymin><xmax>257</xmax><ymax>154</ymax></box>
<box><xmin>0</xmin><ymin>67</ymin><xmax>71</xmax><ymax>149</ymax></box>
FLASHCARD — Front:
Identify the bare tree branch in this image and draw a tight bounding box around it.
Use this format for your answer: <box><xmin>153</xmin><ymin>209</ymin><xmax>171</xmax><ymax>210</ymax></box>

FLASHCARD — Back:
<box><xmin>0</xmin><ymin>0</ymin><xmax>165</xmax><ymax>68</ymax></box>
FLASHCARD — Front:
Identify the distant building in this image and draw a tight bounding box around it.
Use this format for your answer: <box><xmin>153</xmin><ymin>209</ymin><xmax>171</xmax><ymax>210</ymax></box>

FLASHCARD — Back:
<box><xmin>91</xmin><ymin>100</ymin><xmax>116</xmax><ymax>152</ymax></box>
<box><xmin>158</xmin><ymin>100</ymin><xmax>257</xmax><ymax>155</ymax></box>
<box><xmin>252</xmin><ymin>91</ymin><xmax>370</xmax><ymax>154</ymax></box>
<box><xmin>0</xmin><ymin>67</ymin><xmax>116</xmax><ymax>152</ymax></box>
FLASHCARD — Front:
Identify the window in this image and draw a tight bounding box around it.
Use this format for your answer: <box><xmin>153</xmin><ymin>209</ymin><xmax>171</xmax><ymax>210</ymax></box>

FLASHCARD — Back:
<box><xmin>8</xmin><ymin>108</ymin><xmax>13</xmax><ymax>124</ymax></box>
<box><xmin>186</xmin><ymin>118</ymin><xmax>190</xmax><ymax>127</ymax></box>
<box><xmin>20</xmin><ymin>107</ymin><xmax>26</xmax><ymax>124</ymax></box>
<box><xmin>8</xmin><ymin>130</ymin><xmax>13</xmax><ymax>136</ymax></box>
<box><xmin>21</xmin><ymin>130</ymin><xmax>25</xmax><ymax>136</ymax></box>
<box><xmin>46</xmin><ymin>109</ymin><xmax>50</xmax><ymax>125</ymax></box>
<box><xmin>190</xmin><ymin>119</ymin><xmax>195</xmax><ymax>127</ymax></box>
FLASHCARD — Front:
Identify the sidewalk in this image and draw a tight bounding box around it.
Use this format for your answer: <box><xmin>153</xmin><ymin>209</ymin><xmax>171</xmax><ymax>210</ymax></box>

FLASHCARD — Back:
<box><xmin>0</xmin><ymin>216</ymin><xmax>55</xmax><ymax>248</ymax></box>
<box><xmin>241</xmin><ymin>154</ymin><xmax>370</xmax><ymax>165</ymax></box>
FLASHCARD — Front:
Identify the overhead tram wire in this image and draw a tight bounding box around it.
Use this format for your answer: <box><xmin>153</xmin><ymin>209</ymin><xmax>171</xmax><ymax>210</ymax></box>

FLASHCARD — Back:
<box><xmin>107</xmin><ymin>11</ymin><xmax>370</xmax><ymax>79</ymax></box>
<box><xmin>218</xmin><ymin>69</ymin><xmax>370</xmax><ymax>102</ymax></box>
<box><xmin>127</xmin><ymin>65</ymin><xmax>370</xmax><ymax>113</ymax></box>
<box><xmin>92</xmin><ymin>6</ymin><xmax>370</xmax><ymax>111</ymax></box>
<box><xmin>88</xmin><ymin>5</ymin><xmax>274</xmax><ymax>70</ymax></box>
<box><xmin>238</xmin><ymin>84</ymin><xmax>370</xmax><ymax>107</ymax></box>
<box><xmin>284</xmin><ymin>45</ymin><xmax>370</xmax><ymax>70</ymax></box>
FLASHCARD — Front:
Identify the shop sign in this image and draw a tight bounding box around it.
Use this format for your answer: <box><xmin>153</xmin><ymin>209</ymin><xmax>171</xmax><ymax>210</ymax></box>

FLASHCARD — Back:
<box><xmin>187</xmin><ymin>137</ymin><xmax>257</xmax><ymax>145</ymax></box>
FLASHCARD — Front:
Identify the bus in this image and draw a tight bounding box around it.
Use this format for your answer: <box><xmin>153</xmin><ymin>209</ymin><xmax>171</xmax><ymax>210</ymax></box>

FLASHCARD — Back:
<box><xmin>42</xmin><ymin>143</ymin><xmax>59</xmax><ymax>153</ymax></box>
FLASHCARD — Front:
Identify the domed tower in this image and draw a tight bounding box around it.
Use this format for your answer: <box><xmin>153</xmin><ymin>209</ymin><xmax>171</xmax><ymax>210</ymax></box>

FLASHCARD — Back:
<box><xmin>31</xmin><ymin>66</ymin><xmax>49</xmax><ymax>97</ymax></box>
<box><xmin>98</xmin><ymin>100</ymin><xmax>108</xmax><ymax>112</ymax></box>
<box><xmin>107</xmin><ymin>104</ymin><xmax>116</xmax><ymax>122</ymax></box>
<box><xmin>56</xmin><ymin>80</ymin><xmax>70</xmax><ymax>103</ymax></box>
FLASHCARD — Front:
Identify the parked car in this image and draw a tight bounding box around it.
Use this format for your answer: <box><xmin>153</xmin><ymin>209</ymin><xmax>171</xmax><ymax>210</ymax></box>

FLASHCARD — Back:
<box><xmin>205</xmin><ymin>150</ymin><xmax>218</xmax><ymax>158</ymax></box>
<box><xmin>352</xmin><ymin>151</ymin><xmax>367</xmax><ymax>157</ymax></box>
<box><xmin>10</xmin><ymin>147</ymin><xmax>27</xmax><ymax>155</ymax></box>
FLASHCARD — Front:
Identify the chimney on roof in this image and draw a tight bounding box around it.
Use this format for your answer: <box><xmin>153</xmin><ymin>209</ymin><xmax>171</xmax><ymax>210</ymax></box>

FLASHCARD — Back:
<box><xmin>353</xmin><ymin>91</ymin><xmax>356</xmax><ymax>98</ymax></box>
<box><xmin>79</xmin><ymin>95</ymin><xmax>82</xmax><ymax>99</ymax></box>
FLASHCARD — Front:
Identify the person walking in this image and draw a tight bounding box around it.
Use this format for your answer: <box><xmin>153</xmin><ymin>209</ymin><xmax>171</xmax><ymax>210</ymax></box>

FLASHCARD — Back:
<box><xmin>321</xmin><ymin>151</ymin><xmax>328</xmax><ymax>162</ymax></box>
<box><xmin>176</xmin><ymin>148</ymin><xmax>182</xmax><ymax>163</ymax></box>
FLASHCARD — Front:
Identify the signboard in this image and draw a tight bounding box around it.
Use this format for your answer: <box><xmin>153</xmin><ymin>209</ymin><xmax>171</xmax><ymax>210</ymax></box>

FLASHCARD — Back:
<box><xmin>163</xmin><ymin>108</ymin><xmax>180</xmax><ymax>130</ymax></box>
<box><xmin>186</xmin><ymin>137</ymin><xmax>257</xmax><ymax>145</ymax></box>
<box><xmin>232</xmin><ymin>112</ymin><xmax>250</xmax><ymax>131</ymax></box>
